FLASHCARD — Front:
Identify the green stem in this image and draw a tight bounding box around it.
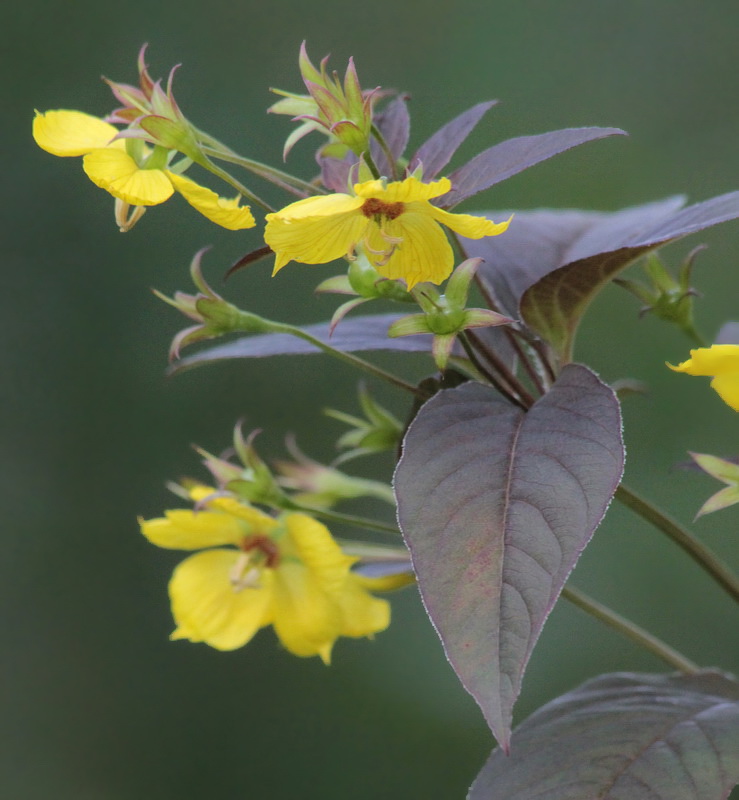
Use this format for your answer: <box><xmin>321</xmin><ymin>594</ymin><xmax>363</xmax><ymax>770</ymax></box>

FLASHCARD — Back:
<box><xmin>295</xmin><ymin>505</ymin><xmax>399</xmax><ymax>535</ymax></box>
<box><xmin>200</xmin><ymin>158</ymin><xmax>275</xmax><ymax>213</ymax></box>
<box><xmin>563</xmin><ymin>585</ymin><xmax>699</xmax><ymax>673</ymax></box>
<box><xmin>363</xmin><ymin>149</ymin><xmax>382</xmax><ymax>180</ymax></box>
<box><xmin>268</xmin><ymin>320</ymin><xmax>427</xmax><ymax>398</ymax></box>
<box><xmin>370</xmin><ymin>124</ymin><xmax>398</xmax><ymax>180</ymax></box>
<box><xmin>616</xmin><ymin>484</ymin><xmax>739</xmax><ymax>604</ymax></box>
<box><xmin>196</xmin><ymin>130</ymin><xmax>326</xmax><ymax>197</ymax></box>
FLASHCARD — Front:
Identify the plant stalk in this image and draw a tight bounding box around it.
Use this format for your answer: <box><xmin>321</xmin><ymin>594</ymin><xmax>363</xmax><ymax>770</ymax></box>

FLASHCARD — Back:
<box><xmin>563</xmin><ymin>585</ymin><xmax>699</xmax><ymax>674</ymax></box>
<box><xmin>616</xmin><ymin>484</ymin><xmax>739</xmax><ymax>604</ymax></box>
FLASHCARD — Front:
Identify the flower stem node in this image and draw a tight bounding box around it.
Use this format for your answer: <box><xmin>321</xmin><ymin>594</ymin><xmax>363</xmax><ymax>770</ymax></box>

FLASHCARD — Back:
<box><xmin>387</xmin><ymin>258</ymin><xmax>513</xmax><ymax>370</ymax></box>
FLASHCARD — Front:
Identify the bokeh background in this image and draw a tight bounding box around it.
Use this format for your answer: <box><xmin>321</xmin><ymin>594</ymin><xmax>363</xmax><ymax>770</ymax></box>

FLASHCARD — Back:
<box><xmin>5</xmin><ymin>1</ymin><xmax>739</xmax><ymax>797</ymax></box>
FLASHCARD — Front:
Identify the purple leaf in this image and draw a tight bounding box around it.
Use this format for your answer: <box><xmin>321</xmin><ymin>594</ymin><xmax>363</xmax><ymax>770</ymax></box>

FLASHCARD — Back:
<box><xmin>371</xmin><ymin>95</ymin><xmax>410</xmax><ymax>177</ymax></box>
<box><xmin>316</xmin><ymin>150</ymin><xmax>357</xmax><ymax>193</ymax></box>
<box><xmin>469</xmin><ymin>671</ymin><xmax>739</xmax><ymax>800</ymax></box>
<box><xmin>408</xmin><ymin>101</ymin><xmax>497</xmax><ymax>180</ymax></box>
<box><xmin>461</xmin><ymin>197</ymin><xmax>684</xmax><ymax>317</ymax></box>
<box><xmin>394</xmin><ymin>364</ymin><xmax>624</xmax><ymax>749</ymax></box>
<box><xmin>717</xmin><ymin>321</ymin><xmax>739</xmax><ymax>345</ymax></box>
<box><xmin>520</xmin><ymin>191</ymin><xmax>739</xmax><ymax>359</ymax></box>
<box><xmin>170</xmin><ymin>314</ymin><xmax>438</xmax><ymax>374</ymax></box>
<box><xmin>439</xmin><ymin>127</ymin><xmax>627</xmax><ymax>208</ymax></box>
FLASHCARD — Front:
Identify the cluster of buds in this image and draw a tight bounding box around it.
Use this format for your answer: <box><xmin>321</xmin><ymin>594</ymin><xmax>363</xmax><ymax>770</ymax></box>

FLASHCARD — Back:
<box><xmin>155</xmin><ymin>249</ymin><xmax>276</xmax><ymax>360</ymax></box>
<box><xmin>325</xmin><ymin>385</ymin><xmax>404</xmax><ymax>463</ymax></box>
<box><xmin>196</xmin><ymin>422</ymin><xmax>396</xmax><ymax>513</ymax></box>
<box><xmin>387</xmin><ymin>258</ymin><xmax>513</xmax><ymax>370</ymax></box>
<box><xmin>105</xmin><ymin>44</ymin><xmax>205</xmax><ymax>165</ymax></box>
<box><xmin>615</xmin><ymin>247</ymin><xmax>704</xmax><ymax>343</ymax></box>
<box><xmin>269</xmin><ymin>42</ymin><xmax>377</xmax><ymax>159</ymax></box>
<box><xmin>316</xmin><ymin>251</ymin><xmax>416</xmax><ymax>331</ymax></box>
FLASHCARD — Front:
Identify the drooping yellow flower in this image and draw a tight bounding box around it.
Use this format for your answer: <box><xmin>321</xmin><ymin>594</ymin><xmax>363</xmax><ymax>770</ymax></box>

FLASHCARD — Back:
<box><xmin>33</xmin><ymin>110</ymin><xmax>255</xmax><ymax>230</ymax></box>
<box><xmin>139</xmin><ymin>485</ymin><xmax>391</xmax><ymax>662</ymax></box>
<box><xmin>264</xmin><ymin>176</ymin><xmax>511</xmax><ymax>289</ymax></box>
<box><xmin>667</xmin><ymin>344</ymin><xmax>739</xmax><ymax>411</ymax></box>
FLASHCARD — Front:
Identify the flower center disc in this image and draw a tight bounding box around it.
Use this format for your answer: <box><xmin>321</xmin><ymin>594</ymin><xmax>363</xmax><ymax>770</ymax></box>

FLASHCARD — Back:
<box><xmin>361</xmin><ymin>198</ymin><xmax>405</xmax><ymax>220</ymax></box>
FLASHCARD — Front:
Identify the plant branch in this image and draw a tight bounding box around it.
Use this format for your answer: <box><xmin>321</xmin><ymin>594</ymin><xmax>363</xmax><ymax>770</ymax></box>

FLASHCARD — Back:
<box><xmin>616</xmin><ymin>483</ymin><xmax>739</xmax><ymax>605</ymax></box>
<box><xmin>563</xmin><ymin>585</ymin><xmax>699</xmax><ymax>674</ymax></box>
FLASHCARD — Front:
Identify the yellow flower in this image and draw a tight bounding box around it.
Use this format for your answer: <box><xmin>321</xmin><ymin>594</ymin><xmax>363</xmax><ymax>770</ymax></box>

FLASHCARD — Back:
<box><xmin>33</xmin><ymin>110</ymin><xmax>255</xmax><ymax>230</ymax></box>
<box><xmin>139</xmin><ymin>486</ymin><xmax>391</xmax><ymax>662</ymax></box>
<box><xmin>668</xmin><ymin>344</ymin><xmax>739</xmax><ymax>411</ymax></box>
<box><xmin>264</xmin><ymin>176</ymin><xmax>510</xmax><ymax>289</ymax></box>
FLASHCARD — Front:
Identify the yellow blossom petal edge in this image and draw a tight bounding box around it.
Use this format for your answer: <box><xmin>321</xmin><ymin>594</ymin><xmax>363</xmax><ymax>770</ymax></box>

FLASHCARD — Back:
<box><xmin>83</xmin><ymin>148</ymin><xmax>175</xmax><ymax>206</ymax></box>
<box><xmin>33</xmin><ymin>110</ymin><xmax>120</xmax><ymax>157</ymax></box>
<box><xmin>169</xmin><ymin>549</ymin><xmax>274</xmax><ymax>650</ymax></box>
<box><xmin>263</xmin><ymin>175</ymin><xmax>509</xmax><ymax>288</ymax></box>
<box><xmin>668</xmin><ymin>344</ymin><xmax>739</xmax><ymax>411</ymax></box>
<box><xmin>166</xmin><ymin>172</ymin><xmax>256</xmax><ymax>230</ymax></box>
<box><xmin>139</xmin><ymin>510</ymin><xmax>246</xmax><ymax>550</ymax></box>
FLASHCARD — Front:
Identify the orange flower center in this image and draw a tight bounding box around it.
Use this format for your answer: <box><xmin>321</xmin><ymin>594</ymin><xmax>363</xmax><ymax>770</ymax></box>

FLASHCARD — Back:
<box><xmin>361</xmin><ymin>198</ymin><xmax>405</xmax><ymax>220</ymax></box>
<box><xmin>240</xmin><ymin>534</ymin><xmax>281</xmax><ymax>568</ymax></box>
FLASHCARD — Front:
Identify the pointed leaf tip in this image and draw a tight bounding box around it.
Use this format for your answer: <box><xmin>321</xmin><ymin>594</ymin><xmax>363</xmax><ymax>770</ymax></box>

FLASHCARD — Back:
<box><xmin>395</xmin><ymin>364</ymin><xmax>624</xmax><ymax>747</ymax></box>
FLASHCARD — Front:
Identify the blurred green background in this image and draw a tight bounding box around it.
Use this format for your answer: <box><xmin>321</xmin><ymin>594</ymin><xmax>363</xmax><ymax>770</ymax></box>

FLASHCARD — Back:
<box><xmin>5</xmin><ymin>0</ymin><xmax>739</xmax><ymax>797</ymax></box>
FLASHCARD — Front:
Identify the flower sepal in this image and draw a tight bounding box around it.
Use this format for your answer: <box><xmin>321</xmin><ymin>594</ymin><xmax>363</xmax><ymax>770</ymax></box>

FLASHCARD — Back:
<box><xmin>690</xmin><ymin>452</ymin><xmax>739</xmax><ymax>517</ymax></box>
<box><xmin>156</xmin><ymin>249</ymin><xmax>280</xmax><ymax>360</ymax></box>
<box><xmin>388</xmin><ymin>259</ymin><xmax>512</xmax><ymax>369</ymax></box>
<box><xmin>273</xmin><ymin>437</ymin><xmax>395</xmax><ymax>509</ymax></box>
<box><xmin>325</xmin><ymin>384</ymin><xmax>403</xmax><ymax>463</ymax></box>
<box><xmin>615</xmin><ymin>248</ymin><xmax>704</xmax><ymax>341</ymax></box>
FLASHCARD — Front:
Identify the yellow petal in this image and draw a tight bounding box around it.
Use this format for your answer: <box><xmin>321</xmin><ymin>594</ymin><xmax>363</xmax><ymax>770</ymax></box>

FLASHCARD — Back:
<box><xmin>668</xmin><ymin>345</ymin><xmax>739</xmax><ymax>377</ymax></box>
<box><xmin>188</xmin><ymin>485</ymin><xmax>278</xmax><ymax>532</ymax></box>
<box><xmin>336</xmin><ymin>575</ymin><xmax>390</xmax><ymax>638</ymax></box>
<box><xmin>284</xmin><ymin>514</ymin><xmax>355</xmax><ymax>596</ymax></box>
<box><xmin>368</xmin><ymin>211</ymin><xmax>454</xmax><ymax>288</ymax></box>
<box><xmin>264</xmin><ymin>201</ymin><xmax>368</xmax><ymax>273</ymax></box>
<box><xmin>710</xmin><ymin>374</ymin><xmax>739</xmax><ymax>411</ymax></box>
<box><xmin>354</xmin><ymin>176</ymin><xmax>451</xmax><ymax>203</ymax></box>
<box><xmin>271</xmin><ymin>562</ymin><xmax>342</xmax><ymax>662</ymax></box>
<box><xmin>32</xmin><ymin>109</ymin><xmax>121</xmax><ymax>157</ymax></box>
<box><xmin>83</xmin><ymin>148</ymin><xmax>174</xmax><ymax>205</ymax></box>
<box><xmin>426</xmin><ymin>205</ymin><xmax>512</xmax><ymax>240</ymax></box>
<box><xmin>266</xmin><ymin>193</ymin><xmax>363</xmax><ymax>221</ymax></box>
<box><xmin>354</xmin><ymin>569</ymin><xmax>416</xmax><ymax>592</ymax></box>
<box><xmin>169</xmin><ymin>549</ymin><xmax>273</xmax><ymax>650</ymax></box>
<box><xmin>166</xmin><ymin>172</ymin><xmax>256</xmax><ymax>230</ymax></box>
<box><xmin>139</xmin><ymin>510</ymin><xmax>246</xmax><ymax>550</ymax></box>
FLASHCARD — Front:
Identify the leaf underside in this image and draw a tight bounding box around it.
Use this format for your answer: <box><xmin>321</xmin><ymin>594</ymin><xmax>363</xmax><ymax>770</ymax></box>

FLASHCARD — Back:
<box><xmin>460</xmin><ymin>192</ymin><xmax>739</xmax><ymax>360</ymax></box>
<box><xmin>170</xmin><ymin>313</ymin><xmax>438</xmax><ymax>373</ymax></box>
<box><xmin>468</xmin><ymin>670</ymin><xmax>739</xmax><ymax>800</ymax></box>
<box><xmin>394</xmin><ymin>364</ymin><xmax>624</xmax><ymax>749</ymax></box>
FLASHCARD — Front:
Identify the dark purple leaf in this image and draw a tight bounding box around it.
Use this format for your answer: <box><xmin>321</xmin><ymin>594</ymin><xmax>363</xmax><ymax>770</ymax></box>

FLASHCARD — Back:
<box><xmin>469</xmin><ymin>671</ymin><xmax>739</xmax><ymax>800</ymax></box>
<box><xmin>371</xmin><ymin>95</ymin><xmax>410</xmax><ymax>177</ymax></box>
<box><xmin>395</xmin><ymin>364</ymin><xmax>624</xmax><ymax>749</ymax></box>
<box><xmin>520</xmin><ymin>191</ymin><xmax>739</xmax><ymax>359</ymax></box>
<box><xmin>316</xmin><ymin>150</ymin><xmax>357</xmax><ymax>193</ymax></box>
<box><xmin>170</xmin><ymin>314</ymin><xmax>436</xmax><ymax>374</ymax></box>
<box><xmin>408</xmin><ymin>101</ymin><xmax>497</xmax><ymax>180</ymax></box>
<box><xmin>439</xmin><ymin>127</ymin><xmax>627</xmax><ymax>208</ymax></box>
<box><xmin>717</xmin><ymin>322</ymin><xmax>739</xmax><ymax>345</ymax></box>
<box><xmin>461</xmin><ymin>197</ymin><xmax>684</xmax><ymax>317</ymax></box>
